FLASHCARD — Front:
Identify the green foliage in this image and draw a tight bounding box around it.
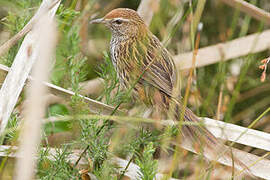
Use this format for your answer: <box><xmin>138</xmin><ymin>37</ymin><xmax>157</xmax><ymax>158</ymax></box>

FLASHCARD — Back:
<box><xmin>57</xmin><ymin>4</ymin><xmax>80</xmax><ymax>30</ymax></box>
<box><xmin>2</xmin><ymin>113</ymin><xmax>20</xmax><ymax>144</ymax></box>
<box><xmin>52</xmin><ymin>5</ymin><xmax>85</xmax><ymax>88</ymax></box>
<box><xmin>132</xmin><ymin>128</ymin><xmax>160</xmax><ymax>153</ymax></box>
<box><xmin>79</xmin><ymin>117</ymin><xmax>110</xmax><ymax>169</ymax></box>
<box><xmin>37</xmin><ymin>146</ymin><xmax>79</xmax><ymax>179</ymax></box>
<box><xmin>135</xmin><ymin>142</ymin><xmax>158</xmax><ymax>180</ymax></box>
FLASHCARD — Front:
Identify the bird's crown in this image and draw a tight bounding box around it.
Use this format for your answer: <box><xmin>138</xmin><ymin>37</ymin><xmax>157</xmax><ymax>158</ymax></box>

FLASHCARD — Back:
<box><xmin>90</xmin><ymin>8</ymin><xmax>147</xmax><ymax>38</ymax></box>
<box><xmin>104</xmin><ymin>8</ymin><xmax>144</xmax><ymax>23</ymax></box>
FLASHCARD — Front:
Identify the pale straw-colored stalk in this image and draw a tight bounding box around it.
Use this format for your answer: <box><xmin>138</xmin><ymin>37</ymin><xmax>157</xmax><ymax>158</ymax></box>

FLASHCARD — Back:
<box><xmin>14</xmin><ymin>13</ymin><xmax>57</xmax><ymax>180</ymax></box>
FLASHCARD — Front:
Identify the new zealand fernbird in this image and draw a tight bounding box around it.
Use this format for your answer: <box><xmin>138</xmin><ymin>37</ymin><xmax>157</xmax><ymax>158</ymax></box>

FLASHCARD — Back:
<box><xmin>90</xmin><ymin>8</ymin><xmax>248</xmax><ymax>174</ymax></box>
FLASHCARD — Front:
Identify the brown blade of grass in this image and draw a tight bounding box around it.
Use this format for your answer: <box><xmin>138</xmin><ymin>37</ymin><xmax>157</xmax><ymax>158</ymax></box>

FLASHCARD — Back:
<box><xmin>14</xmin><ymin>11</ymin><xmax>58</xmax><ymax>180</ymax></box>
<box><xmin>220</xmin><ymin>0</ymin><xmax>270</xmax><ymax>26</ymax></box>
<box><xmin>237</xmin><ymin>83</ymin><xmax>270</xmax><ymax>103</ymax></box>
<box><xmin>0</xmin><ymin>0</ymin><xmax>60</xmax><ymax>136</ymax></box>
<box><xmin>166</xmin><ymin>16</ymin><xmax>202</xmax><ymax>178</ymax></box>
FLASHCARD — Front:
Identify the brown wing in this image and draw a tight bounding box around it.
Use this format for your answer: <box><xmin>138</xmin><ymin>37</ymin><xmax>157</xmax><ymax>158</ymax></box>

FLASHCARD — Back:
<box><xmin>139</xmin><ymin>34</ymin><xmax>177</xmax><ymax>98</ymax></box>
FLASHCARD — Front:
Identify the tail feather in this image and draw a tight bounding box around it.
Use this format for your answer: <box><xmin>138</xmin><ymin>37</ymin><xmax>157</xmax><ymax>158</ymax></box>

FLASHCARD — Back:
<box><xmin>175</xmin><ymin>104</ymin><xmax>250</xmax><ymax>174</ymax></box>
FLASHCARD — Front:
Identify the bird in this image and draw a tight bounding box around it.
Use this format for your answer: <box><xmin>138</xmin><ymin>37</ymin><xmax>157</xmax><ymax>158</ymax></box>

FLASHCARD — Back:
<box><xmin>90</xmin><ymin>8</ymin><xmax>248</xmax><ymax>174</ymax></box>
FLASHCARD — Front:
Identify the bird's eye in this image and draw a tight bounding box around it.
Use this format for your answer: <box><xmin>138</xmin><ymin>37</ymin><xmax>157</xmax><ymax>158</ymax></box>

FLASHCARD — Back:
<box><xmin>113</xmin><ymin>19</ymin><xmax>123</xmax><ymax>25</ymax></box>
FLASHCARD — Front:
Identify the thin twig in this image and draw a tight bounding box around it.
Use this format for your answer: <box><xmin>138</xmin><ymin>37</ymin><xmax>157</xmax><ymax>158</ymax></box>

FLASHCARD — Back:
<box><xmin>74</xmin><ymin>145</ymin><xmax>90</xmax><ymax>167</ymax></box>
<box><xmin>118</xmin><ymin>156</ymin><xmax>134</xmax><ymax>180</ymax></box>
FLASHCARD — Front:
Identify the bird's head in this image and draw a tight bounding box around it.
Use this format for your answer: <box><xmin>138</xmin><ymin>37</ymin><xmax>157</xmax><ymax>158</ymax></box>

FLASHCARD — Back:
<box><xmin>90</xmin><ymin>8</ymin><xmax>147</xmax><ymax>38</ymax></box>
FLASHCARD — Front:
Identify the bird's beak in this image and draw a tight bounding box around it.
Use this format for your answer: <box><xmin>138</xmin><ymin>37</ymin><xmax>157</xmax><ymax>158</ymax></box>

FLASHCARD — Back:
<box><xmin>90</xmin><ymin>18</ymin><xmax>105</xmax><ymax>24</ymax></box>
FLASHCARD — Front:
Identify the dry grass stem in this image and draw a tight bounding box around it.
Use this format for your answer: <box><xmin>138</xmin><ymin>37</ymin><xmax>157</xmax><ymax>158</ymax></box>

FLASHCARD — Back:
<box><xmin>216</xmin><ymin>85</ymin><xmax>224</xmax><ymax>120</ymax></box>
<box><xmin>174</xmin><ymin>29</ymin><xmax>270</xmax><ymax>69</ymax></box>
<box><xmin>202</xmin><ymin>117</ymin><xmax>270</xmax><ymax>151</ymax></box>
<box><xmin>14</xmin><ymin>12</ymin><xmax>58</xmax><ymax>180</ymax></box>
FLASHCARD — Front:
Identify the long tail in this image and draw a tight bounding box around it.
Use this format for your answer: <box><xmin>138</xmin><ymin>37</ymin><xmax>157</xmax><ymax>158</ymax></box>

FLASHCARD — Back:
<box><xmin>150</xmin><ymin>88</ymin><xmax>250</xmax><ymax>175</ymax></box>
<box><xmin>172</xmin><ymin>100</ymin><xmax>250</xmax><ymax>174</ymax></box>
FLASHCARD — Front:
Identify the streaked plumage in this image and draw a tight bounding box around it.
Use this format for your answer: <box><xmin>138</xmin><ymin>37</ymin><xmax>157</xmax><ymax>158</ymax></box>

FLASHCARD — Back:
<box><xmin>91</xmin><ymin>8</ymin><xmax>248</xmax><ymax>173</ymax></box>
